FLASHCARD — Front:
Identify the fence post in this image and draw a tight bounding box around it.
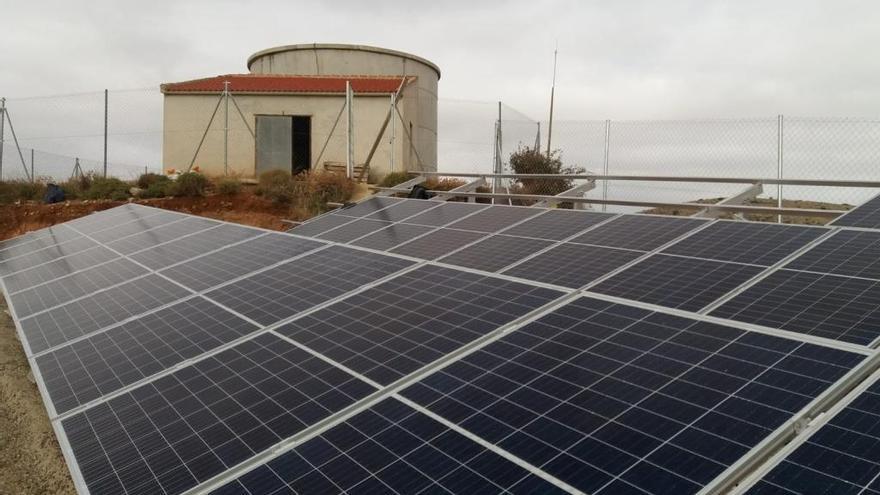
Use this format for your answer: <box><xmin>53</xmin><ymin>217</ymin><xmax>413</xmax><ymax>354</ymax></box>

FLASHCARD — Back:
<box><xmin>603</xmin><ymin>119</ymin><xmax>611</xmax><ymax>212</ymax></box>
<box><xmin>30</xmin><ymin>149</ymin><xmax>34</xmax><ymax>183</ymax></box>
<box><xmin>777</xmin><ymin>114</ymin><xmax>784</xmax><ymax>223</ymax></box>
<box><xmin>0</xmin><ymin>97</ymin><xmax>5</xmax><ymax>181</ymax></box>
<box><xmin>103</xmin><ymin>89</ymin><xmax>108</xmax><ymax>177</ymax></box>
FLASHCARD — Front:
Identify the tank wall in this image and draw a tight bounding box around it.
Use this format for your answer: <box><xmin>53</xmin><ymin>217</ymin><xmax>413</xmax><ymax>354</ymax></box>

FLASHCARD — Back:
<box><xmin>249</xmin><ymin>47</ymin><xmax>438</xmax><ymax>171</ymax></box>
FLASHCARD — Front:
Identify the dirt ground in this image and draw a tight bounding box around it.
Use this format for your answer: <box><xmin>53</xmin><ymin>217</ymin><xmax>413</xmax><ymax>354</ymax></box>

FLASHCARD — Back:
<box><xmin>0</xmin><ymin>297</ymin><xmax>76</xmax><ymax>495</ymax></box>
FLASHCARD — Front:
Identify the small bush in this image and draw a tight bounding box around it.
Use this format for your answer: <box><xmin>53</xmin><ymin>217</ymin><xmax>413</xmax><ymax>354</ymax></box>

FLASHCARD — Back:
<box><xmin>293</xmin><ymin>172</ymin><xmax>355</xmax><ymax>213</ymax></box>
<box><xmin>216</xmin><ymin>177</ymin><xmax>242</xmax><ymax>195</ymax></box>
<box><xmin>84</xmin><ymin>177</ymin><xmax>131</xmax><ymax>200</ymax></box>
<box><xmin>0</xmin><ymin>180</ymin><xmax>46</xmax><ymax>204</ymax></box>
<box><xmin>258</xmin><ymin>170</ymin><xmax>295</xmax><ymax>204</ymax></box>
<box><xmin>59</xmin><ymin>173</ymin><xmax>93</xmax><ymax>200</ymax></box>
<box><xmin>173</xmin><ymin>172</ymin><xmax>208</xmax><ymax>197</ymax></box>
<box><xmin>141</xmin><ymin>181</ymin><xmax>171</xmax><ymax>199</ymax></box>
<box><xmin>377</xmin><ymin>171</ymin><xmax>412</xmax><ymax>188</ymax></box>
<box><xmin>136</xmin><ymin>173</ymin><xmax>169</xmax><ymax>189</ymax></box>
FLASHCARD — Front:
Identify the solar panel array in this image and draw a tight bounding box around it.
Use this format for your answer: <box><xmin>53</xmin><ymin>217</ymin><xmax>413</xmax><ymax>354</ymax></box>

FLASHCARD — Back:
<box><xmin>3</xmin><ymin>196</ymin><xmax>880</xmax><ymax>495</ymax></box>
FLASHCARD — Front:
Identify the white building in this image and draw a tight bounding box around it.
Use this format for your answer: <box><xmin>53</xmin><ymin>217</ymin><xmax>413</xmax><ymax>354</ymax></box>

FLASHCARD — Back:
<box><xmin>161</xmin><ymin>44</ymin><xmax>440</xmax><ymax>180</ymax></box>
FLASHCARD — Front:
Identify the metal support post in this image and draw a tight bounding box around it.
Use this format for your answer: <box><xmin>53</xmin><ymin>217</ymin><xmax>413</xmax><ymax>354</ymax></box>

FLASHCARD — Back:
<box><xmin>777</xmin><ymin>114</ymin><xmax>784</xmax><ymax>223</ymax></box>
<box><xmin>0</xmin><ymin>97</ymin><xmax>5</xmax><ymax>180</ymax></box>
<box><xmin>30</xmin><ymin>149</ymin><xmax>34</xmax><ymax>182</ymax></box>
<box><xmin>223</xmin><ymin>81</ymin><xmax>229</xmax><ymax>176</ymax></box>
<box><xmin>603</xmin><ymin>119</ymin><xmax>611</xmax><ymax>213</ymax></box>
<box><xmin>390</xmin><ymin>93</ymin><xmax>396</xmax><ymax>173</ymax></box>
<box><xmin>346</xmin><ymin>81</ymin><xmax>354</xmax><ymax>179</ymax></box>
<box><xmin>103</xmin><ymin>89</ymin><xmax>108</xmax><ymax>177</ymax></box>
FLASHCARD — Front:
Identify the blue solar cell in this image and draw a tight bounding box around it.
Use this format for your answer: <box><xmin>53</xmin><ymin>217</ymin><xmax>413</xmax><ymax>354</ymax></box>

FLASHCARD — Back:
<box><xmin>402</xmin><ymin>296</ymin><xmax>865</xmax><ymax>494</ymax></box>
<box><xmin>210</xmin><ymin>398</ymin><xmax>567</xmax><ymax>495</ymax></box>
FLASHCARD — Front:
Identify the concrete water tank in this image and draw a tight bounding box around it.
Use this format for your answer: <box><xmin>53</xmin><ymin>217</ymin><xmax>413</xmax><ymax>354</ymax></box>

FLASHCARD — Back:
<box><xmin>248</xmin><ymin>44</ymin><xmax>440</xmax><ymax>171</ymax></box>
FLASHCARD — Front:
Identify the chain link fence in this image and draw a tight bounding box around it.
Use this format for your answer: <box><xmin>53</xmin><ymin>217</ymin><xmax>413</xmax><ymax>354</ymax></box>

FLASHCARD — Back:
<box><xmin>2</xmin><ymin>86</ymin><xmax>879</xmax><ymax>209</ymax></box>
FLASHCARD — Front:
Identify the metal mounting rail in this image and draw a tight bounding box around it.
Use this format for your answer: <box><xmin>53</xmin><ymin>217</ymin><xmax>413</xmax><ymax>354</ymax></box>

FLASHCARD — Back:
<box><xmin>370</xmin><ymin>187</ymin><xmax>847</xmax><ymax>217</ymax></box>
<box><xmin>409</xmin><ymin>171</ymin><xmax>880</xmax><ymax>188</ymax></box>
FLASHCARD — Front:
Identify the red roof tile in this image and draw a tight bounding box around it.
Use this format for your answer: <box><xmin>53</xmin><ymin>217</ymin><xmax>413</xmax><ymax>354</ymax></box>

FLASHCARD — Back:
<box><xmin>161</xmin><ymin>74</ymin><xmax>412</xmax><ymax>94</ymax></box>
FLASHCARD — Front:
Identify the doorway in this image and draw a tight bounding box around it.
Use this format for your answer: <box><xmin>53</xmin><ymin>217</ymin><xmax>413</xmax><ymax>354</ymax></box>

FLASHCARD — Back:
<box><xmin>255</xmin><ymin>115</ymin><xmax>311</xmax><ymax>175</ymax></box>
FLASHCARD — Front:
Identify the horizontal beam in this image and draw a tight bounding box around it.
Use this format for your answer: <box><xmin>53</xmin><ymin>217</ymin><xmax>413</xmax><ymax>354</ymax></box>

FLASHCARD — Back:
<box><xmin>412</xmin><ymin>172</ymin><xmax>880</xmax><ymax>188</ymax></box>
<box><xmin>693</xmin><ymin>182</ymin><xmax>764</xmax><ymax>219</ymax></box>
<box><xmin>371</xmin><ymin>186</ymin><xmax>846</xmax><ymax>217</ymax></box>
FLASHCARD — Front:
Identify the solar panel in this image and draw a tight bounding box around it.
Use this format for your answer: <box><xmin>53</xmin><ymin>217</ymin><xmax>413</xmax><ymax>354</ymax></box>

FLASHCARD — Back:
<box><xmin>7</xmin><ymin>199</ymin><xmax>880</xmax><ymax>495</ymax></box>
<box><xmin>591</xmin><ymin>254</ymin><xmax>766</xmax><ymax>312</ymax></box>
<box><xmin>500</xmin><ymin>209</ymin><xmax>615</xmax><ymax>240</ymax></box>
<box><xmin>502</xmin><ymin>243</ymin><xmax>644</xmax><ymax>288</ymax></box>
<box><xmin>744</xmin><ymin>377</ymin><xmax>880</xmax><ymax>494</ymax></box>
<box><xmin>88</xmin><ymin>211</ymin><xmax>185</xmax><ymax>243</ymax></box>
<box><xmin>60</xmin><ymin>332</ymin><xmax>376</xmax><ymax>495</ymax></box>
<box><xmin>661</xmin><ymin>221</ymin><xmax>828</xmax><ymax>266</ymax></box>
<box><xmin>0</xmin><ymin>236</ymin><xmax>98</xmax><ymax>276</ymax></box>
<box><xmin>34</xmin><ymin>296</ymin><xmax>260</xmax><ymax>415</ymax></box>
<box><xmin>402</xmin><ymin>201</ymin><xmax>489</xmax><ymax>227</ymax></box>
<box><xmin>335</xmin><ymin>196</ymin><xmax>402</xmax><ymax>216</ymax></box>
<box><xmin>0</xmin><ymin>225</ymin><xmax>82</xmax><ymax>258</ymax></box>
<box><xmin>710</xmin><ymin>269</ymin><xmax>880</xmax><ymax>345</ymax></box>
<box><xmin>1</xmin><ymin>245</ymin><xmax>118</xmax><ymax>293</ymax></box>
<box><xmin>316</xmin><ymin>218</ymin><xmax>393</xmax><ymax>243</ymax></box>
<box><xmin>278</xmin><ymin>264</ymin><xmax>563</xmax><ymax>385</ymax></box>
<box><xmin>128</xmin><ymin>224</ymin><xmax>262</xmax><ymax>269</ymax></box>
<box><xmin>349</xmin><ymin>223</ymin><xmax>435</xmax><ymax>251</ymax></box>
<box><xmin>363</xmin><ymin>198</ymin><xmax>441</xmax><ymax>222</ymax></box>
<box><xmin>569</xmin><ymin>215</ymin><xmax>708</xmax><ymax>251</ymax></box>
<box><xmin>784</xmin><ymin>229</ymin><xmax>880</xmax><ymax>279</ymax></box>
<box><xmin>160</xmin><ymin>233</ymin><xmax>325</xmax><ymax>293</ymax></box>
<box><xmin>389</xmin><ymin>228</ymin><xmax>487</xmax><ymax>260</ymax></box>
<box><xmin>204</xmin><ymin>246</ymin><xmax>414</xmax><ymax>326</ymax></box>
<box><xmin>211</xmin><ymin>398</ymin><xmax>567</xmax><ymax>495</ymax></box>
<box><xmin>445</xmin><ymin>205</ymin><xmax>544</xmax><ymax>233</ymax></box>
<box><xmin>438</xmin><ymin>234</ymin><xmax>555</xmax><ymax>272</ymax></box>
<box><xmin>288</xmin><ymin>213</ymin><xmax>357</xmax><ymax>237</ymax></box>
<box><xmin>65</xmin><ymin>205</ymin><xmax>172</xmax><ymax>235</ymax></box>
<box><xmin>19</xmin><ymin>273</ymin><xmax>192</xmax><ymax>355</ymax></box>
<box><xmin>104</xmin><ymin>216</ymin><xmax>220</xmax><ymax>255</ymax></box>
<box><xmin>829</xmin><ymin>193</ymin><xmax>880</xmax><ymax>228</ymax></box>
<box><xmin>401</xmin><ymin>296</ymin><xmax>865</xmax><ymax>495</ymax></box>
<box><xmin>9</xmin><ymin>257</ymin><xmax>148</xmax><ymax>318</ymax></box>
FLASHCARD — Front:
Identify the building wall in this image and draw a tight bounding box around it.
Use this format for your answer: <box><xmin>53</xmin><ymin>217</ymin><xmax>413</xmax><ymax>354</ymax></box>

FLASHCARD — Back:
<box><xmin>162</xmin><ymin>93</ymin><xmax>414</xmax><ymax>179</ymax></box>
<box><xmin>248</xmin><ymin>44</ymin><xmax>439</xmax><ymax>172</ymax></box>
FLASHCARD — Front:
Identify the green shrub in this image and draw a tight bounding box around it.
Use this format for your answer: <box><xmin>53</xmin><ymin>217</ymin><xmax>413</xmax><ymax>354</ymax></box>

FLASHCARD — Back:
<box><xmin>292</xmin><ymin>172</ymin><xmax>355</xmax><ymax>213</ymax></box>
<box><xmin>216</xmin><ymin>177</ymin><xmax>242</xmax><ymax>195</ymax></box>
<box><xmin>258</xmin><ymin>170</ymin><xmax>295</xmax><ymax>204</ymax></box>
<box><xmin>377</xmin><ymin>171</ymin><xmax>412</xmax><ymax>188</ymax></box>
<box><xmin>0</xmin><ymin>180</ymin><xmax>46</xmax><ymax>204</ymax></box>
<box><xmin>141</xmin><ymin>181</ymin><xmax>171</xmax><ymax>199</ymax></box>
<box><xmin>83</xmin><ymin>177</ymin><xmax>131</xmax><ymax>200</ymax></box>
<box><xmin>173</xmin><ymin>172</ymin><xmax>208</xmax><ymax>197</ymax></box>
<box><xmin>136</xmin><ymin>173</ymin><xmax>169</xmax><ymax>189</ymax></box>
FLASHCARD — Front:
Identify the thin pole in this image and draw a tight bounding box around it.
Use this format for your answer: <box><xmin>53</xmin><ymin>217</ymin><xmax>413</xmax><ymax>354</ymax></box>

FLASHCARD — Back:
<box><xmin>390</xmin><ymin>93</ymin><xmax>396</xmax><ymax>173</ymax></box>
<box><xmin>30</xmin><ymin>149</ymin><xmax>34</xmax><ymax>182</ymax></box>
<box><xmin>187</xmin><ymin>91</ymin><xmax>224</xmax><ymax>172</ymax></box>
<box><xmin>346</xmin><ymin>81</ymin><xmax>354</xmax><ymax>178</ymax></box>
<box><xmin>223</xmin><ymin>81</ymin><xmax>229</xmax><ymax>176</ymax></box>
<box><xmin>5</xmin><ymin>108</ymin><xmax>31</xmax><ymax>181</ymax></box>
<box><xmin>546</xmin><ymin>43</ymin><xmax>558</xmax><ymax>157</ymax></box>
<box><xmin>0</xmin><ymin>97</ymin><xmax>5</xmax><ymax>180</ymax></box>
<box><xmin>603</xmin><ymin>119</ymin><xmax>611</xmax><ymax>213</ymax></box>
<box><xmin>103</xmin><ymin>89</ymin><xmax>108</xmax><ymax>177</ymax></box>
<box><xmin>777</xmin><ymin>114</ymin><xmax>784</xmax><ymax>223</ymax></box>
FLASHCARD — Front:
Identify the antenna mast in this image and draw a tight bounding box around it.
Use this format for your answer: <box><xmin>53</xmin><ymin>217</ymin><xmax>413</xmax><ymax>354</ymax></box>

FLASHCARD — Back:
<box><xmin>546</xmin><ymin>43</ymin><xmax>558</xmax><ymax>157</ymax></box>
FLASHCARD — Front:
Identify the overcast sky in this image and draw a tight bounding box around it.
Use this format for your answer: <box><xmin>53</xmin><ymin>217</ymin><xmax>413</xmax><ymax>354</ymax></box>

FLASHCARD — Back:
<box><xmin>3</xmin><ymin>0</ymin><xmax>880</xmax><ymax>120</ymax></box>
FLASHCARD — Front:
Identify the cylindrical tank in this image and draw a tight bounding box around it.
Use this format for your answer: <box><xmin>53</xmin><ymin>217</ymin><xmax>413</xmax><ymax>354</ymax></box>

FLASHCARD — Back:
<box><xmin>248</xmin><ymin>44</ymin><xmax>439</xmax><ymax>172</ymax></box>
